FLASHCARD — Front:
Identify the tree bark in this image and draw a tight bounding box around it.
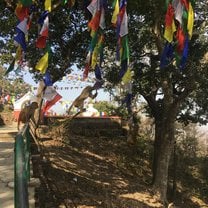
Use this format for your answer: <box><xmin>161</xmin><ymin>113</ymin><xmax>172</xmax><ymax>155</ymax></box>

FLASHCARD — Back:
<box><xmin>152</xmin><ymin>113</ymin><xmax>176</xmax><ymax>204</ymax></box>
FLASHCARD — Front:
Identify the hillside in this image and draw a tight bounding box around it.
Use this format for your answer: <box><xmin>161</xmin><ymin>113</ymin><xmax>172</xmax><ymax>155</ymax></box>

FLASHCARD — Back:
<box><xmin>31</xmin><ymin>119</ymin><xmax>208</xmax><ymax>208</ymax></box>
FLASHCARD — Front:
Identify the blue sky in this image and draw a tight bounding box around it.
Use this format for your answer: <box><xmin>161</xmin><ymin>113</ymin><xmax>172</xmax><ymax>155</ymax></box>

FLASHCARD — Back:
<box><xmin>23</xmin><ymin>71</ymin><xmax>110</xmax><ymax>102</ymax></box>
<box><xmin>23</xmin><ymin>71</ymin><xmax>110</xmax><ymax>115</ymax></box>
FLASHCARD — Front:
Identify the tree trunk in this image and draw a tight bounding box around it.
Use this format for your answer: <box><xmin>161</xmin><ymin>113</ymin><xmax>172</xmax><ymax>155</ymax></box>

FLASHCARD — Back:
<box><xmin>152</xmin><ymin>114</ymin><xmax>176</xmax><ymax>204</ymax></box>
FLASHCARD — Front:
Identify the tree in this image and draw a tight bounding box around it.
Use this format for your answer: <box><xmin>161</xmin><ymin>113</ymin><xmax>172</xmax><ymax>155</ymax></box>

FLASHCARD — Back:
<box><xmin>123</xmin><ymin>0</ymin><xmax>208</xmax><ymax>204</ymax></box>
<box><xmin>1</xmin><ymin>0</ymin><xmax>208</xmax><ymax>205</ymax></box>
<box><xmin>0</xmin><ymin>66</ymin><xmax>30</xmax><ymax>96</ymax></box>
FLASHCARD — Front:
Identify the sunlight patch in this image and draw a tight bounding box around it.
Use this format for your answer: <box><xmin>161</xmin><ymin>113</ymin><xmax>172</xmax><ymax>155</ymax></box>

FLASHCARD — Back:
<box><xmin>190</xmin><ymin>196</ymin><xmax>207</xmax><ymax>207</ymax></box>
<box><xmin>120</xmin><ymin>192</ymin><xmax>163</xmax><ymax>208</ymax></box>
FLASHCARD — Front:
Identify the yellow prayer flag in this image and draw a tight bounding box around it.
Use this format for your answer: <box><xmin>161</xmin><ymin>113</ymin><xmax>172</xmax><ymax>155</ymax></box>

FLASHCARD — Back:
<box><xmin>91</xmin><ymin>49</ymin><xmax>98</xmax><ymax>69</ymax></box>
<box><xmin>164</xmin><ymin>21</ymin><xmax>176</xmax><ymax>42</ymax></box>
<box><xmin>122</xmin><ymin>68</ymin><xmax>132</xmax><ymax>84</ymax></box>
<box><xmin>111</xmin><ymin>0</ymin><xmax>119</xmax><ymax>25</ymax></box>
<box><xmin>187</xmin><ymin>2</ymin><xmax>194</xmax><ymax>39</ymax></box>
<box><xmin>45</xmin><ymin>0</ymin><xmax>51</xmax><ymax>12</ymax></box>
<box><xmin>35</xmin><ymin>52</ymin><xmax>48</xmax><ymax>74</ymax></box>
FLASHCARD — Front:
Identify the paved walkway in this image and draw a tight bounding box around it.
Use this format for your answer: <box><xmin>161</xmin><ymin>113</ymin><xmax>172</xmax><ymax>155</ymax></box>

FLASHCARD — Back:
<box><xmin>0</xmin><ymin>124</ymin><xmax>37</xmax><ymax>208</ymax></box>
<box><xmin>0</xmin><ymin>125</ymin><xmax>17</xmax><ymax>208</ymax></box>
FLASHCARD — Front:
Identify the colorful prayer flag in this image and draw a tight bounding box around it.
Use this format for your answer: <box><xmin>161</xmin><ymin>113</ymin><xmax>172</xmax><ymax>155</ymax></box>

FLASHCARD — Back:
<box><xmin>35</xmin><ymin>52</ymin><xmax>49</xmax><ymax>74</ymax></box>
<box><xmin>45</xmin><ymin>0</ymin><xmax>52</xmax><ymax>12</ymax></box>
<box><xmin>111</xmin><ymin>0</ymin><xmax>119</xmax><ymax>25</ymax></box>
<box><xmin>42</xmin><ymin>86</ymin><xmax>62</xmax><ymax>112</ymax></box>
<box><xmin>5</xmin><ymin>59</ymin><xmax>15</xmax><ymax>75</ymax></box>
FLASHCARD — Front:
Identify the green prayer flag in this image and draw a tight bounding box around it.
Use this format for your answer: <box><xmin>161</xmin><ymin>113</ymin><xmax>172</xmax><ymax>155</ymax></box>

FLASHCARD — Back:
<box><xmin>121</xmin><ymin>36</ymin><xmax>129</xmax><ymax>61</ymax></box>
<box><xmin>20</xmin><ymin>0</ymin><xmax>32</xmax><ymax>6</ymax></box>
<box><xmin>5</xmin><ymin>59</ymin><xmax>15</xmax><ymax>75</ymax></box>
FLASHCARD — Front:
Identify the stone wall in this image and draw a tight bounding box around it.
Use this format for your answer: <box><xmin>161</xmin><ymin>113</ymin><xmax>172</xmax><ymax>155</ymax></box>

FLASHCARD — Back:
<box><xmin>67</xmin><ymin>117</ymin><xmax>127</xmax><ymax>137</ymax></box>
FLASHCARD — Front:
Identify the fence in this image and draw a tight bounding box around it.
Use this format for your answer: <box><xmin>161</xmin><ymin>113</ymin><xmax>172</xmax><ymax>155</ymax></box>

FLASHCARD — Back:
<box><xmin>14</xmin><ymin>123</ymin><xmax>31</xmax><ymax>208</ymax></box>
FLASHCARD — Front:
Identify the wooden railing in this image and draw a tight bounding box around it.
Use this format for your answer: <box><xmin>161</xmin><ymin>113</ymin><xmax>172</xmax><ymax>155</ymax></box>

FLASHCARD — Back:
<box><xmin>14</xmin><ymin>124</ymin><xmax>31</xmax><ymax>208</ymax></box>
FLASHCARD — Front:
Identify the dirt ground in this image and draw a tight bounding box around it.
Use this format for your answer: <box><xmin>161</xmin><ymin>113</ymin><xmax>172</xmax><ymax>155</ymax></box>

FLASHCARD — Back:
<box><xmin>32</xmin><ymin>120</ymin><xmax>161</xmax><ymax>208</ymax></box>
<box><xmin>30</xmin><ymin>119</ymin><xmax>208</xmax><ymax>208</ymax></box>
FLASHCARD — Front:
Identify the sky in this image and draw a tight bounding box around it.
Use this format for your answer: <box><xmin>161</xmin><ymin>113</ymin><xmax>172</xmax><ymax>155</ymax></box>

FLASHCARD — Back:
<box><xmin>23</xmin><ymin>70</ymin><xmax>110</xmax><ymax>115</ymax></box>
<box><xmin>23</xmin><ymin>71</ymin><xmax>110</xmax><ymax>101</ymax></box>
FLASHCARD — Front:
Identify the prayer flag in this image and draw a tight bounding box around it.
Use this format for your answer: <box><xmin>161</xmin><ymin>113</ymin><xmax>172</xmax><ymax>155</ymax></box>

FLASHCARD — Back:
<box><xmin>122</xmin><ymin>68</ymin><xmax>131</xmax><ymax>84</ymax></box>
<box><xmin>17</xmin><ymin>18</ymin><xmax>28</xmax><ymax>34</ymax></box>
<box><xmin>187</xmin><ymin>2</ymin><xmax>194</xmax><ymax>39</ymax></box>
<box><xmin>20</xmin><ymin>0</ymin><xmax>32</xmax><ymax>6</ymax></box>
<box><xmin>43</xmin><ymin>72</ymin><xmax>53</xmax><ymax>86</ymax></box>
<box><xmin>111</xmin><ymin>0</ymin><xmax>119</xmax><ymax>25</ymax></box>
<box><xmin>43</xmin><ymin>86</ymin><xmax>61</xmax><ymax>101</ymax></box>
<box><xmin>95</xmin><ymin>64</ymin><xmax>102</xmax><ymax>80</ymax></box>
<box><xmin>14</xmin><ymin>28</ymin><xmax>27</xmax><ymax>51</ymax></box>
<box><xmin>5</xmin><ymin>59</ymin><xmax>15</xmax><ymax>75</ymax></box>
<box><xmin>35</xmin><ymin>52</ymin><xmax>48</xmax><ymax>74</ymax></box>
<box><xmin>119</xmin><ymin>8</ymin><xmax>128</xmax><ymax>37</ymax></box>
<box><xmin>87</xmin><ymin>0</ymin><xmax>99</xmax><ymax>16</ymax></box>
<box><xmin>42</xmin><ymin>86</ymin><xmax>62</xmax><ymax>112</ymax></box>
<box><xmin>164</xmin><ymin>3</ymin><xmax>176</xmax><ymax>42</ymax></box>
<box><xmin>45</xmin><ymin>0</ymin><xmax>52</xmax><ymax>12</ymax></box>
<box><xmin>15</xmin><ymin>3</ymin><xmax>29</xmax><ymax>21</ymax></box>
<box><xmin>173</xmin><ymin>0</ymin><xmax>183</xmax><ymax>25</ymax></box>
<box><xmin>36</xmin><ymin>36</ymin><xmax>47</xmax><ymax>49</ymax></box>
<box><xmin>160</xmin><ymin>42</ymin><xmax>174</xmax><ymax>68</ymax></box>
<box><xmin>36</xmin><ymin>16</ymin><xmax>49</xmax><ymax>48</ymax></box>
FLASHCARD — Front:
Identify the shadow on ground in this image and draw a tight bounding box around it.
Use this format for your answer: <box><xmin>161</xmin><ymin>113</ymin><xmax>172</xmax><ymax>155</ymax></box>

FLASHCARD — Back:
<box><xmin>32</xmin><ymin>121</ymin><xmax>208</xmax><ymax>208</ymax></box>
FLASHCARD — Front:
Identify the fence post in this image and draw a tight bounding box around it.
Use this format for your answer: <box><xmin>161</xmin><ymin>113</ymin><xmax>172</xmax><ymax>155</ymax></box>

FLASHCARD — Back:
<box><xmin>15</xmin><ymin>128</ymin><xmax>29</xmax><ymax>208</ymax></box>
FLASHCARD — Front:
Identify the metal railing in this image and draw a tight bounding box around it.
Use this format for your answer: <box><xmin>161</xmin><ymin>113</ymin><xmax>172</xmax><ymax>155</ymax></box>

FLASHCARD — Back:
<box><xmin>14</xmin><ymin>123</ymin><xmax>31</xmax><ymax>208</ymax></box>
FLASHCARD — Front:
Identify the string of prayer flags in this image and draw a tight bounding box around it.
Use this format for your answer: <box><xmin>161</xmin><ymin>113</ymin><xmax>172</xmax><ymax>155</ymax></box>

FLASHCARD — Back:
<box><xmin>83</xmin><ymin>0</ymin><xmax>106</xmax><ymax>79</ymax></box>
<box><xmin>36</xmin><ymin>11</ymin><xmax>49</xmax><ymax>49</ymax></box>
<box><xmin>14</xmin><ymin>1</ymin><xmax>33</xmax><ymax>52</ymax></box>
<box><xmin>35</xmin><ymin>0</ymin><xmax>52</xmax><ymax>77</ymax></box>
<box><xmin>112</xmin><ymin>0</ymin><xmax>132</xmax><ymax>113</ymax></box>
<box><xmin>160</xmin><ymin>0</ymin><xmax>195</xmax><ymax>69</ymax></box>
<box><xmin>6</xmin><ymin>1</ymin><xmax>33</xmax><ymax>75</ymax></box>
<box><xmin>112</xmin><ymin>0</ymin><xmax>129</xmax><ymax>80</ymax></box>
<box><xmin>91</xmin><ymin>34</ymin><xmax>104</xmax><ymax>68</ymax></box>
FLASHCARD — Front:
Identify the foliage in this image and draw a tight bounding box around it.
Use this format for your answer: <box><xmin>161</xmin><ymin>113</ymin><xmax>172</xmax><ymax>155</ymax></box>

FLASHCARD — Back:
<box><xmin>0</xmin><ymin>66</ymin><xmax>30</xmax><ymax>96</ymax></box>
<box><xmin>1</xmin><ymin>1</ymin><xmax>208</xmax><ymax>126</ymax></box>
<box><xmin>94</xmin><ymin>101</ymin><xmax>128</xmax><ymax>118</ymax></box>
<box><xmin>1</xmin><ymin>0</ymin><xmax>208</xmax><ymax>203</ymax></box>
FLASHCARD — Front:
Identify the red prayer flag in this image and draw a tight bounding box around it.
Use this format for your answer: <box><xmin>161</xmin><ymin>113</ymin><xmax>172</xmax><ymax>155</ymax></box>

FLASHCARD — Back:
<box><xmin>88</xmin><ymin>10</ymin><xmax>101</xmax><ymax>31</ymax></box>
<box><xmin>36</xmin><ymin>36</ymin><xmax>47</xmax><ymax>48</ymax></box>
<box><xmin>42</xmin><ymin>93</ymin><xmax>62</xmax><ymax>112</ymax></box>
<box><xmin>176</xmin><ymin>27</ymin><xmax>185</xmax><ymax>53</ymax></box>
<box><xmin>165</xmin><ymin>4</ymin><xmax>175</xmax><ymax>27</ymax></box>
